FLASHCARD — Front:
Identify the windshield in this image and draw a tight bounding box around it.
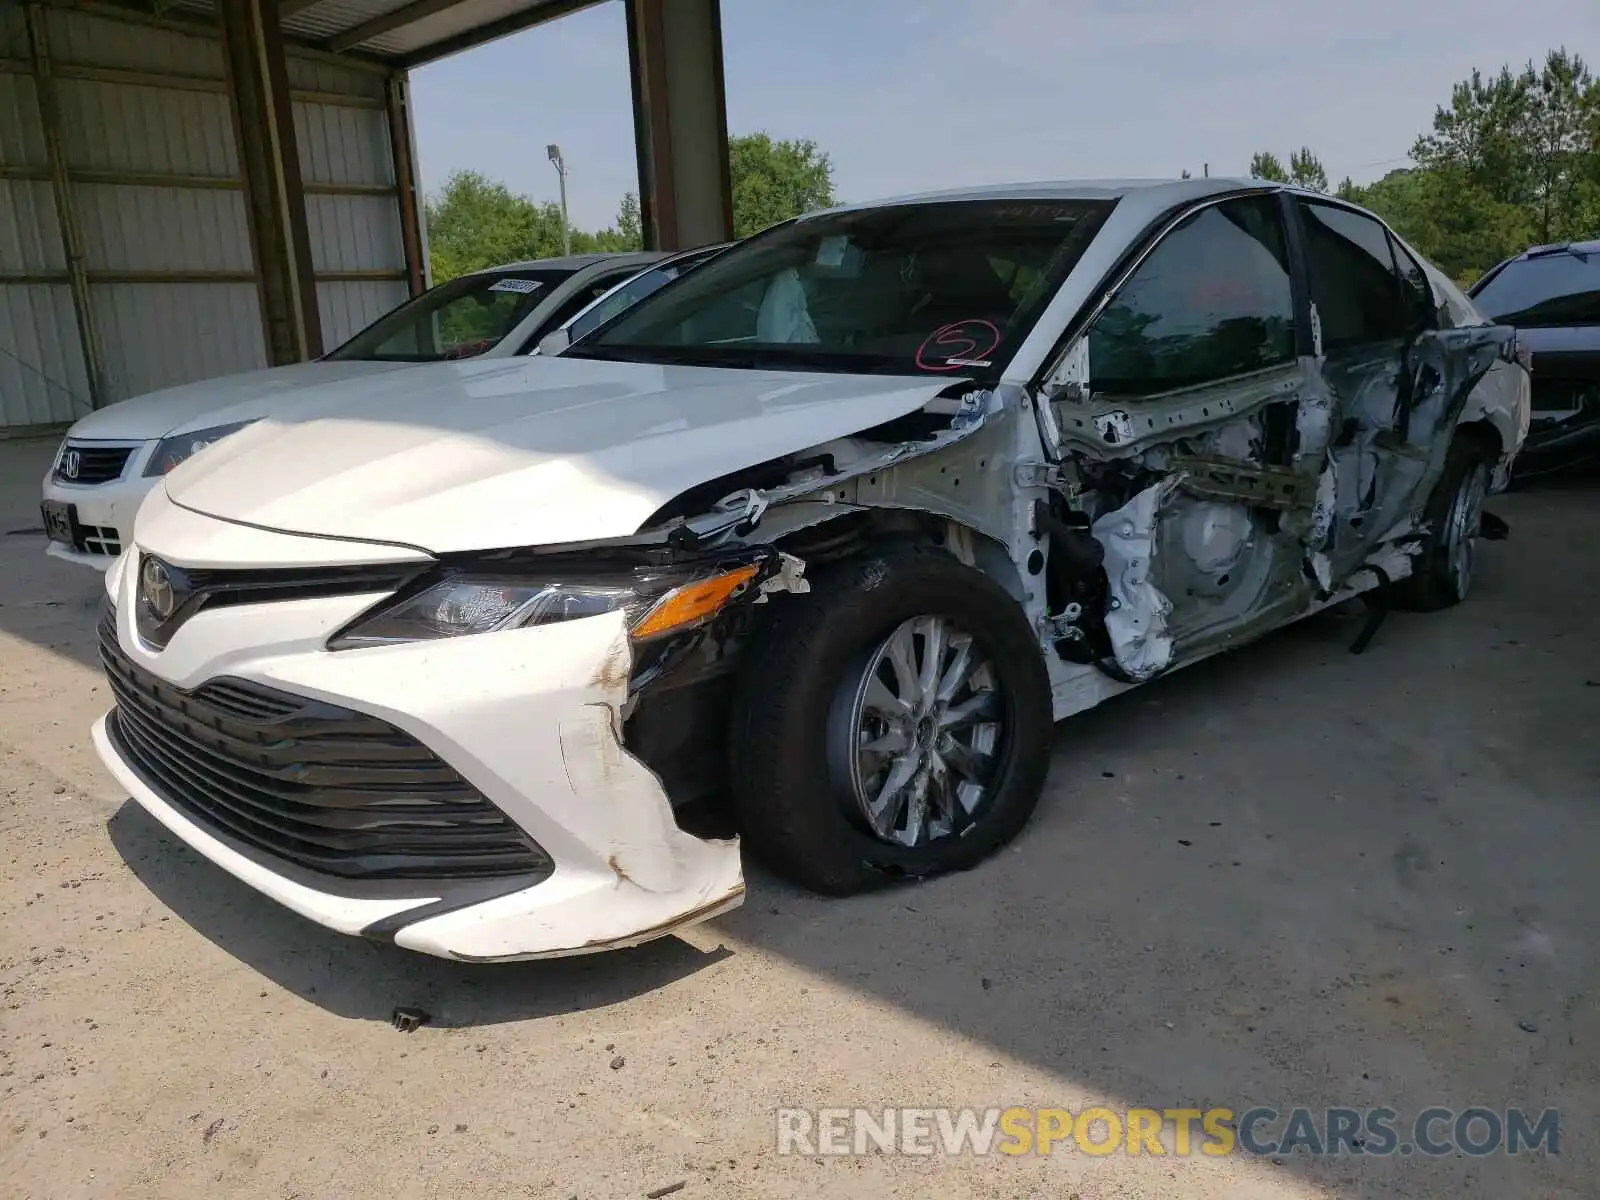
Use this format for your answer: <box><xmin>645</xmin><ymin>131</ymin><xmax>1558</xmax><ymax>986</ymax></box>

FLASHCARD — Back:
<box><xmin>565</xmin><ymin>248</ymin><xmax>724</xmax><ymax>345</ymax></box>
<box><xmin>1471</xmin><ymin>251</ymin><xmax>1599</xmax><ymax>327</ymax></box>
<box><xmin>570</xmin><ymin>199</ymin><xmax>1115</xmax><ymax>376</ymax></box>
<box><xmin>325</xmin><ymin>269</ymin><xmax>574</xmax><ymax>362</ymax></box>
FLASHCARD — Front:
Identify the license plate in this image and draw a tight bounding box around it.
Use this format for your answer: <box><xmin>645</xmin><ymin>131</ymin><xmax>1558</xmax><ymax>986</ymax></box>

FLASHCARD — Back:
<box><xmin>41</xmin><ymin>499</ymin><xmax>76</xmax><ymax>546</ymax></box>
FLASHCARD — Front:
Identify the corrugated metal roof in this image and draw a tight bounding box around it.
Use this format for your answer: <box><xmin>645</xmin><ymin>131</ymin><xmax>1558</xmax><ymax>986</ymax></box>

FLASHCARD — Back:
<box><xmin>161</xmin><ymin>0</ymin><xmax>600</xmax><ymax>66</ymax></box>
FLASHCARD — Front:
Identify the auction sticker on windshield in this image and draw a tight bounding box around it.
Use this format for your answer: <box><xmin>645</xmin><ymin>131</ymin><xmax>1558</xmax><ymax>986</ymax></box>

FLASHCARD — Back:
<box><xmin>490</xmin><ymin>278</ymin><xmax>544</xmax><ymax>294</ymax></box>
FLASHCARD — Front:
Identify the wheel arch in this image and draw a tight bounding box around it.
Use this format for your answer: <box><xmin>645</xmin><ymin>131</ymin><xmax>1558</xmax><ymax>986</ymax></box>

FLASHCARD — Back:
<box><xmin>764</xmin><ymin>507</ymin><xmax>1031</xmax><ymax>609</ymax></box>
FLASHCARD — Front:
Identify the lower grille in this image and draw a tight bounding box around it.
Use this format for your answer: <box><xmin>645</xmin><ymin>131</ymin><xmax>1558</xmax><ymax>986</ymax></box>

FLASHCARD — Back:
<box><xmin>79</xmin><ymin>524</ymin><xmax>121</xmax><ymax>556</ymax></box>
<box><xmin>56</xmin><ymin>443</ymin><xmax>134</xmax><ymax>485</ymax></box>
<box><xmin>98</xmin><ymin>615</ymin><xmax>552</xmax><ymax>881</ymax></box>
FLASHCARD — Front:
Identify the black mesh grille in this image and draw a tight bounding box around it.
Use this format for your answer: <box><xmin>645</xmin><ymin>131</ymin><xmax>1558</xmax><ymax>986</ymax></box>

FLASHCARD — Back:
<box><xmin>56</xmin><ymin>444</ymin><xmax>134</xmax><ymax>484</ymax></box>
<box><xmin>99</xmin><ymin>615</ymin><xmax>552</xmax><ymax>881</ymax></box>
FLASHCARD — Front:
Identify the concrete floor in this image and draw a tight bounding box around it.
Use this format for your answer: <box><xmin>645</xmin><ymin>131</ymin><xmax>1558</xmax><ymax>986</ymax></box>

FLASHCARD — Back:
<box><xmin>0</xmin><ymin>432</ymin><xmax>1596</xmax><ymax>1200</ymax></box>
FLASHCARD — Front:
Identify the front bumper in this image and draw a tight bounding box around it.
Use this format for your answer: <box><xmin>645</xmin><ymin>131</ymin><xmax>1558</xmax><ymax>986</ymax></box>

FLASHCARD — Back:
<box><xmin>41</xmin><ymin>443</ymin><xmax>156</xmax><ymax>568</ymax></box>
<box><xmin>93</xmin><ymin>518</ymin><xmax>743</xmax><ymax>961</ymax></box>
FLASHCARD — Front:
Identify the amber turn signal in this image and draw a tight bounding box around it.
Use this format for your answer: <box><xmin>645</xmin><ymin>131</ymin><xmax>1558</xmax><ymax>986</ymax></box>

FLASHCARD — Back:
<box><xmin>629</xmin><ymin>564</ymin><xmax>762</xmax><ymax>640</ymax></box>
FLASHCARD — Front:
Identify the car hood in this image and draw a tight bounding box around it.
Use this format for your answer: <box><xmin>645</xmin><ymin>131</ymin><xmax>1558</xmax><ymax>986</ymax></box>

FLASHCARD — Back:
<box><xmin>65</xmin><ymin>361</ymin><xmax>412</xmax><ymax>441</ymax></box>
<box><xmin>162</xmin><ymin>355</ymin><xmax>964</xmax><ymax>553</ymax></box>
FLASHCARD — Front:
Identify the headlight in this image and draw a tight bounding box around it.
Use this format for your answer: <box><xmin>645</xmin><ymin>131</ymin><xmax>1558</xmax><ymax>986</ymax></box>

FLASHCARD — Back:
<box><xmin>326</xmin><ymin>555</ymin><xmax>766</xmax><ymax>651</ymax></box>
<box><xmin>143</xmin><ymin>420</ymin><xmax>257</xmax><ymax>477</ymax></box>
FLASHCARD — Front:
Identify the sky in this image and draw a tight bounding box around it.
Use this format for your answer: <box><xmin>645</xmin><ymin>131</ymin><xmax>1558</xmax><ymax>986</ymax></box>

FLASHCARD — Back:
<box><xmin>410</xmin><ymin>0</ymin><xmax>1597</xmax><ymax>233</ymax></box>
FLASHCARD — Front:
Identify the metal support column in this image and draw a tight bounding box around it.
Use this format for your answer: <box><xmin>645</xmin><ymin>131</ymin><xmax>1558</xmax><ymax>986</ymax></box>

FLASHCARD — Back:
<box><xmin>25</xmin><ymin>3</ymin><xmax>103</xmax><ymax>408</ymax></box>
<box><xmin>217</xmin><ymin>0</ymin><xmax>322</xmax><ymax>362</ymax></box>
<box><xmin>385</xmin><ymin>71</ymin><xmax>428</xmax><ymax>297</ymax></box>
<box><xmin>625</xmin><ymin>0</ymin><xmax>733</xmax><ymax>251</ymax></box>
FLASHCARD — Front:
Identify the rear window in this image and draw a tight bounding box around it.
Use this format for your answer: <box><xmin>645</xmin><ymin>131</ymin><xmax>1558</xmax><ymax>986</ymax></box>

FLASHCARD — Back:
<box><xmin>1471</xmin><ymin>252</ymin><xmax>1600</xmax><ymax>327</ymax></box>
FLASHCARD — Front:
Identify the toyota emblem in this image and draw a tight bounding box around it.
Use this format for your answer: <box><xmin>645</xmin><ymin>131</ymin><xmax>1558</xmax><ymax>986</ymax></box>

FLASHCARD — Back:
<box><xmin>61</xmin><ymin>449</ymin><xmax>81</xmax><ymax>479</ymax></box>
<box><xmin>139</xmin><ymin>556</ymin><xmax>177</xmax><ymax>622</ymax></box>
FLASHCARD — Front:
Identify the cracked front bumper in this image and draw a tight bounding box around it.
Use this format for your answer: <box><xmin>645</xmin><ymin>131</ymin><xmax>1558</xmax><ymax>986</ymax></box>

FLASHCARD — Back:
<box><xmin>92</xmin><ymin>519</ymin><xmax>744</xmax><ymax>962</ymax></box>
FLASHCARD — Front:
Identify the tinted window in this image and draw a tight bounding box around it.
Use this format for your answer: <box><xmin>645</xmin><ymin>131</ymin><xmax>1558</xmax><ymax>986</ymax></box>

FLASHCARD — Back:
<box><xmin>1298</xmin><ymin>202</ymin><xmax>1408</xmax><ymax>348</ymax></box>
<box><xmin>1087</xmin><ymin>196</ymin><xmax>1295</xmax><ymax>397</ymax></box>
<box><xmin>1390</xmin><ymin>238</ymin><xmax>1435</xmax><ymax>330</ymax></box>
<box><xmin>1471</xmin><ymin>252</ymin><xmax>1600</xmax><ymax>327</ymax></box>
<box><xmin>324</xmin><ymin>269</ymin><xmax>572</xmax><ymax>362</ymax></box>
<box><xmin>576</xmin><ymin>199</ymin><xmax>1115</xmax><ymax>377</ymax></box>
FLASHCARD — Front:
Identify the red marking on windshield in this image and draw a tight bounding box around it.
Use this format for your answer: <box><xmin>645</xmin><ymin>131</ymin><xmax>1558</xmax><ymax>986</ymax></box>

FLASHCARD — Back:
<box><xmin>915</xmin><ymin>320</ymin><xmax>1002</xmax><ymax>372</ymax></box>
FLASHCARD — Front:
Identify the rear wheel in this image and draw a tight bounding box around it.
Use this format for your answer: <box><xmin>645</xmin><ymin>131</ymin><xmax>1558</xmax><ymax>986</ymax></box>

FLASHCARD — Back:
<box><xmin>1394</xmin><ymin>435</ymin><xmax>1490</xmax><ymax>611</ymax></box>
<box><xmin>728</xmin><ymin>545</ymin><xmax>1054</xmax><ymax>894</ymax></box>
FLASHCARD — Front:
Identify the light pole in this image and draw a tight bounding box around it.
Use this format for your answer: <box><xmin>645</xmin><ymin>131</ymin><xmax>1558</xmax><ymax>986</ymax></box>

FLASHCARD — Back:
<box><xmin>546</xmin><ymin>143</ymin><xmax>571</xmax><ymax>257</ymax></box>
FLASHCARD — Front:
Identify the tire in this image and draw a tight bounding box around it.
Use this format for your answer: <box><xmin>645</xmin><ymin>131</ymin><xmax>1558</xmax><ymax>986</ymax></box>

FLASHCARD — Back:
<box><xmin>1393</xmin><ymin>434</ymin><xmax>1491</xmax><ymax>612</ymax></box>
<box><xmin>728</xmin><ymin>543</ymin><xmax>1055</xmax><ymax>895</ymax></box>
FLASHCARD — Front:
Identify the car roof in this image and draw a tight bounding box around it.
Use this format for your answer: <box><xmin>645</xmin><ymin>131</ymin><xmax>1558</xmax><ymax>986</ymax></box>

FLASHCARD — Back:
<box><xmin>472</xmin><ymin>251</ymin><xmax>666</xmax><ymax>274</ymax></box>
<box><xmin>1511</xmin><ymin>239</ymin><xmax>1600</xmax><ymax>261</ymax></box>
<box><xmin>815</xmin><ymin>177</ymin><xmax>1269</xmax><ymax>221</ymax></box>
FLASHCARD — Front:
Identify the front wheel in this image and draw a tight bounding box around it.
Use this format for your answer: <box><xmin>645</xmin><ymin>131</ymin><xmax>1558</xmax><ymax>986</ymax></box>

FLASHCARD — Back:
<box><xmin>728</xmin><ymin>545</ymin><xmax>1055</xmax><ymax>895</ymax></box>
<box><xmin>1394</xmin><ymin>435</ymin><xmax>1490</xmax><ymax>611</ymax></box>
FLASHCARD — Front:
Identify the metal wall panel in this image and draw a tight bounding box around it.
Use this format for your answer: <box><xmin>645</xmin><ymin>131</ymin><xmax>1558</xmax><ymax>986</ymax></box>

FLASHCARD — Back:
<box><xmin>0</xmin><ymin>74</ymin><xmax>47</xmax><ymax>168</ymax></box>
<box><xmin>316</xmin><ymin>278</ymin><xmax>408</xmax><ymax>351</ymax></box>
<box><xmin>76</xmin><ymin>184</ymin><xmax>253</xmax><ymax>273</ymax></box>
<box><xmin>0</xmin><ymin>7</ymin><xmax>27</xmax><ymax>59</ymax></box>
<box><xmin>0</xmin><ymin>36</ymin><xmax>84</xmax><ymax>430</ymax></box>
<box><xmin>298</xmin><ymin>96</ymin><xmax>406</xmax><ymax>343</ymax></box>
<box><xmin>0</xmin><ymin>284</ymin><xmax>91</xmax><ymax>428</ymax></box>
<box><xmin>56</xmin><ymin>79</ymin><xmax>238</xmax><ymax>176</ymax></box>
<box><xmin>305</xmin><ymin>193</ymin><xmax>403</xmax><ymax>272</ymax></box>
<box><xmin>0</xmin><ymin>179</ymin><xmax>65</xmax><ymax>273</ymax></box>
<box><xmin>294</xmin><ymin>101</ymin><xmax>394</xmax><ymax>187</ymax></box>
<box><xmin>44</xmin><ymin>9</ymin><xmax>224</xmax><ymax>78</ymax></box>
<box><xmin>284</xmin><ymin>54</ymin><xmax>388</xmax><ymax>101</ymax></box>
<box><xmin>1</xmin><ymin>4</ymin><xmax>414</xmax><ymax>430</ymax></box>
<box><xmin>91</xmin><ymin>283</ymin><xmax>266</xmax><ymax>402</ymax></box>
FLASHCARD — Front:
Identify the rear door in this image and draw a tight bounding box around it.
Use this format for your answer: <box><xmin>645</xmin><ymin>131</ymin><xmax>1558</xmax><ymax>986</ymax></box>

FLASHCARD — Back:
<box><xmin>1293</xmin><ymin>200</ymin><xmax>1510</xmax><ymax>576</ymax></box>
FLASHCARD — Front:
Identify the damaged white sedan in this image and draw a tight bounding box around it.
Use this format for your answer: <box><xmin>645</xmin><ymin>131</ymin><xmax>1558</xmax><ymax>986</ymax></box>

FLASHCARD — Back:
<box><xmin>92</xmin><ymin>179</ymin><xmax>1530</xmax><ymax>961</ymax></box>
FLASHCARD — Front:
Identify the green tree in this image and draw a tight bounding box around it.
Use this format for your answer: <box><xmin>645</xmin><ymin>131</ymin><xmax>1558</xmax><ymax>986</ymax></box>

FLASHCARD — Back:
<box><xmin>1269</xmin><ymin>48</ymin><xmax>1598</xmax><ymax>284</ymax></box>
<box><xmin>1289</xmin><ymin>147</ymin><xmax>1329</xmax><ymax>192</ymax></box>
<box><xmin>425</xmin><ymin>170</ymin><xmax>568</xmax><ymax>282</ymax></box>
<box><xmin>1406</xmin><ymin>48</ymin><xmax>1599</xmax><ymax>269</ymax></box>
<box><xmin>729</xmin><ymin>132</ymin><xmax>836</xmax><ymax>237</ymax></box>
<box><xmin>1248</xmin><ymin>151</ymin><xmax>1289</xmax><ymax>182</ymax></box>
<box><xmin>615</xmin><ymin>192</ymin><xmax>642</xmax><ymax>249</ymax></box>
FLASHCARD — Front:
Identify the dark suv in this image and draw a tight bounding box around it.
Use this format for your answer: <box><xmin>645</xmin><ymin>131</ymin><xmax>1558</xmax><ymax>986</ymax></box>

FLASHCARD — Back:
<box><xmin>1470</xmin><ymin>241</ymin><xmax>1600</xmax><ymax>477</ymax></box>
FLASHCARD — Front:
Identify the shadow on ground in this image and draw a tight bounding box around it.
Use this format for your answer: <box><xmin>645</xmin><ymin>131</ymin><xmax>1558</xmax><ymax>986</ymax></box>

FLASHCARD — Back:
<box><xmin>0</xmin><ymin>437</ymin><xmax>107</xmax><ymax>673</ymax></box>
<box><xmin>105</xmin><ymin>800</ymin><xmax>733</xmax><ymax>1024</ymax></box>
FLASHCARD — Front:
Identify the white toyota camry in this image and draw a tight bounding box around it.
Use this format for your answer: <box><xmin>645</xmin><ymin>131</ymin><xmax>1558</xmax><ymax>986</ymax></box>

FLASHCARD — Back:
<box><xmin>93</xmin><ymin>179</ymin><xmax>1529</xmax><ymax>961</ymax></box>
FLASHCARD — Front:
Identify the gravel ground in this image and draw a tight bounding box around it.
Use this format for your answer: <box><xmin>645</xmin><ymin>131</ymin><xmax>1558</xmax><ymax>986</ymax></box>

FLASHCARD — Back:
<box><xmin>1</xmin><ymin>433</ymin><xmax>1596</xmax><ymax>1200</ymax></box>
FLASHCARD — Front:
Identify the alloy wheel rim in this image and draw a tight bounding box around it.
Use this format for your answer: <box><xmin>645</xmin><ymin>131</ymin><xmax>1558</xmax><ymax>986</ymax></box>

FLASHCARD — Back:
<box><xmin>834</xmin><ymin>614</ymin><xmax>1006</xmax><ymax>847</ymax></box>
<box><xmin>1445</xmin><ymin>462</ymin><xmax>1488</xmax><ymax>599</ymax></box>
